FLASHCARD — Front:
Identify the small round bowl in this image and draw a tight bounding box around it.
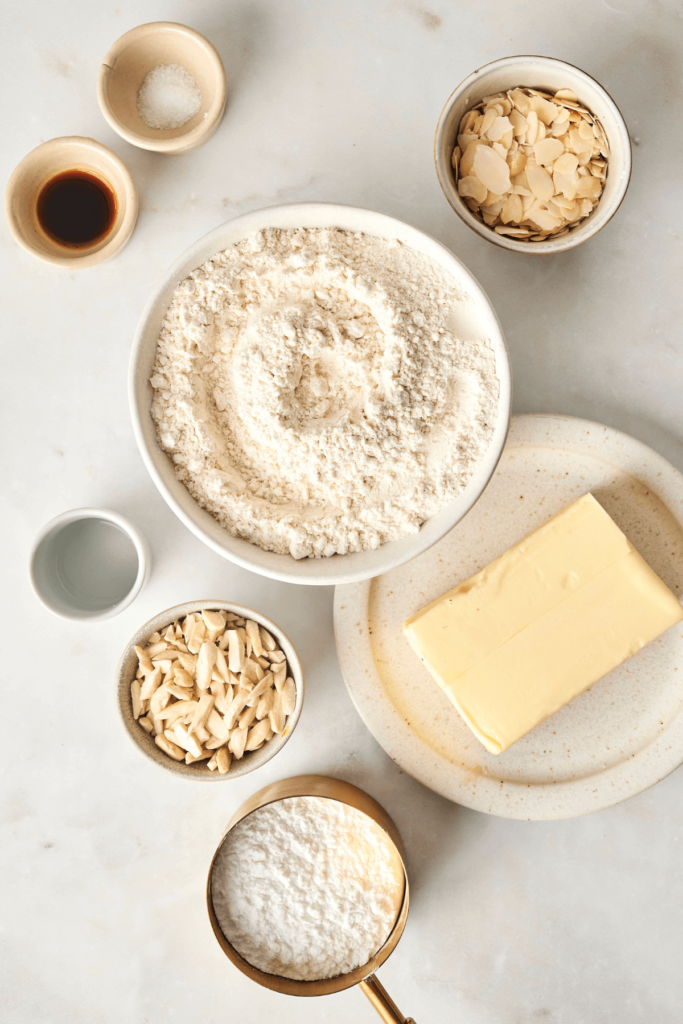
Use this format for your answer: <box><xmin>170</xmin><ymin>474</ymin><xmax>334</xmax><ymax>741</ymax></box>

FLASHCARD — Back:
<box><xmin>130</xmin><ymin>202</ymin><xmax>511</xmax><ymax>587</ymax></box>
<box><xmin>5</xmin><ymin>137</ymin><xmax>138</xmax><ymax>268</ymax></box>
<box><xmin>98</xmin><ymin>22</ymin><xmax>227</xmax><ymax>154</ymax></box>
<box><xmin>435</xmin><ymin>55</ymin><xmax>631</xmax><ymax>254</ymax></box>
<box><xmin>30</xmin><ymin>507</ymin><xmax>149</xmax><ymax>620</ymax></box>
<box><xmin>115</xmin><ymin>601</ymin><xmax>304</xmax><ymax>780</ymax></box>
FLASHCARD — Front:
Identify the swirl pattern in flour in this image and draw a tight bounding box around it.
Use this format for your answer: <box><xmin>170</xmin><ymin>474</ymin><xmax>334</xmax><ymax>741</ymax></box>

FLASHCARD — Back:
<box><xmin>150</xmin><ymin>227</ymin><xmax>499</xmax><ymax>559</ymax></box>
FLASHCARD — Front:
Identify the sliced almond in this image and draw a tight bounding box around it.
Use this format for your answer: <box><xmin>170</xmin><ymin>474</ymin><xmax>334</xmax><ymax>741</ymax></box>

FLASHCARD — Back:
<box><xmin>533</xmin><ymin>138</ymin><xmax>564</xmax><ymax>167</ymax></box>
<box><xmin>217</xmin><ymin>748</ymin><xmax>232</xmax><ymax>774</ymax></box>
<box><xmin>576</xmin><ymin>175</ymin><xmax>602</xmax><ymax>200</ymax></box>
<box><xmin>458</xmin><ymin>175</ymin><xmax>487</xmax><ymax>204</ymax></box>
<box><xmin>473</xmin><ymin>145</ymin><xmax>511</xmax><ymax>195</ymax></box>
<box><xmin>525</xmin><ymin>161</ymin><xmax>554</xmax><ymax>203</ymax></box>
<box><xmin>139</xmin><ymin>716</ymin><xmax>154</xmax><ymax>735</ymax></box>
<box><xmin>508</xmin><ymin>108</ymin><xmax>527</xmax><ymax>137</ymax></box>
<box><xmin>524</xmin><ymin>109</ymin><xmax>539</xmax><ymax>146</ymax></box>
<box><xmin>459</xmin><ymin>138</ymin><xmax>489</xmax><ymax>177</ymax></box>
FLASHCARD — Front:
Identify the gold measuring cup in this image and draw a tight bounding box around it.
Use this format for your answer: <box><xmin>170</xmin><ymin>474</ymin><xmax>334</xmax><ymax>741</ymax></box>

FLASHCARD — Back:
<box><xmin>206</xmin><ymin>775</ymin><xmax>416</xmax><ymax>1024</ymax></box>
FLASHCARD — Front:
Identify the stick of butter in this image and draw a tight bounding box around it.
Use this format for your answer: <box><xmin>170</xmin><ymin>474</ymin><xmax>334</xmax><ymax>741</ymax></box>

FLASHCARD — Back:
<box><xmin>403</xmin><ymin>493</ymin><xmax>683</xmax><ymax>755</ymax></box>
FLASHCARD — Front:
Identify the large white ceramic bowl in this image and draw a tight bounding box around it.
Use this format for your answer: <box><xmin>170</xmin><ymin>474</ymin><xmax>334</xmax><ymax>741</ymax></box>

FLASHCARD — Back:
<box><xmin>130</xmin><ymin>202</ymin><xmax>511</xmax><ymax>585</ymax></box>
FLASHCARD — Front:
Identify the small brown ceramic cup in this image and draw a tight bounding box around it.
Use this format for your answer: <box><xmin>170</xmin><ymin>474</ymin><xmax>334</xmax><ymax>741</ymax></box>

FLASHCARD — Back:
<box><xmin>5</xmin><ymin>136</ymin><xmax>138</xmax><ymax>268</ymax></box>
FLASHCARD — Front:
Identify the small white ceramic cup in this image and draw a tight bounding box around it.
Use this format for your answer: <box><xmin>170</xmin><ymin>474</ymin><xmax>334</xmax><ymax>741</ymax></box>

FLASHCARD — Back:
<box><xmin>434</xmin><ymin>55</ymin><xmax>632</xmax><ymax>254</ymax></box>
<box><xmin>30</xmin><ymin>508</ymin><xmax>149</xmax><ymax>621</ymax></box>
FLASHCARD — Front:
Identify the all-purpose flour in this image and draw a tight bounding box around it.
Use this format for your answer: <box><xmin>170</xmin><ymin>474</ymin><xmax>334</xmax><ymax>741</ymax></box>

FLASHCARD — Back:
<box><xmin>210</xmin><ymin>796</ymin><xmax>405</xmax><ymax>981</ymax></box>
<box><xmin>151</xmin><ymin>228</ymin><xmax>499</xmax><ymax>559</ymax></box>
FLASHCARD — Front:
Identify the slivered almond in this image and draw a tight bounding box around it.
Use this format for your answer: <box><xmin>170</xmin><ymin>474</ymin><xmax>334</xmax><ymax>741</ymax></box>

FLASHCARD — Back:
<box><xmin>229</xmin><ymin>727</ymin><xmax>248</xmax><ymax>759</ymax></box>
<box><xmin>228</xmin><ymin>630</ymin><xmax>245</xmax><ymax>673</ymax></box>
<box><xmin>196</xmin><ymin>641</ymin><xmax>218</xmax><ymax>689</ymax></box>
<box><xmin>269</xmin><ymin>691</ymin><xmax>286</xmax><ymax>735</ymax></box>
<box><xmin>245</xmin><ymin>620</ymin><xmax>264</xmax><ymax>657</ymax></box>
<box><xmin>134</xmin><ymin>613</ymin><xmax>292</xmax><ymax>772</ymax></box>
<box><xmin>131</xmin><ymin>681</ymin><xmax>142</xmax><ymax>720</ymax></box>
<box><xmin>239</xmin><ymin>704</ymin><xmax>258</xmax><ymax>729</ymax></box>
<box><xmin>155</xmin><ymin>734</ymin><xmax>185</xmax><ymax>761</ymax></box>
<box><xmin>190</xmin><ymin>694</ymin><xmax>214</xmax><ymax>734</ymax></box>
<box><xmin>246</xmin><ymin>718</ymin><xmax>271</xmax><ymax>751</ymax></box>
<box><xmin>246</xmin><ymin>674</ymin><xmax>273</xmax><ymax>707</ymax></box>
<box><xmin>282</xmin><ymin>678</ymin><xmax>296</xmax><ymax>716</ymax></box>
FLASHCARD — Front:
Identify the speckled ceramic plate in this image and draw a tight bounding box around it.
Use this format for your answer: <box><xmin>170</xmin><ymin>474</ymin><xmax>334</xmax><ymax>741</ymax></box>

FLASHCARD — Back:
<box><xmin>334</xmin><ymin>414</ymin><xmax>683</xmax><ymax>820</ymax></box>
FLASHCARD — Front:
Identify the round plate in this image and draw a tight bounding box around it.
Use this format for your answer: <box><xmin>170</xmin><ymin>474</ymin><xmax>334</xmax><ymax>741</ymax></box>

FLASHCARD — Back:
<box><xmin>334</xmin><ymin>414</ymin><xmax>683</xmax><ymax>820</ymax></box>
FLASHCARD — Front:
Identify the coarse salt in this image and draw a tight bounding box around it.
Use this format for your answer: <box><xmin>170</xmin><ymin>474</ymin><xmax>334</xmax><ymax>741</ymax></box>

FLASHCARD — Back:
<box><xmin>136</xmin><ymin>63</ymin><xmax>202</xmax><ymax>130</ymax></box>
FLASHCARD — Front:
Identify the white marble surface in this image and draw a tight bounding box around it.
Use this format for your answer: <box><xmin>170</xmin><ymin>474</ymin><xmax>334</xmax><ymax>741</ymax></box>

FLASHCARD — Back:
<box><xmin>2</xmin><ymin>1</ymin><xmax>683</xmax><ymax>1021</ymax></box>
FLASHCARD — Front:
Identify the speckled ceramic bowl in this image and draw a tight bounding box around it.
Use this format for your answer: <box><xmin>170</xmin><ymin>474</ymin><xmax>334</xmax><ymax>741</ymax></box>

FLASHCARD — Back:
<box><xmin>115</xmin><ymin>600</ymin><xmax>304</xmax><ymax>780</ymax></box>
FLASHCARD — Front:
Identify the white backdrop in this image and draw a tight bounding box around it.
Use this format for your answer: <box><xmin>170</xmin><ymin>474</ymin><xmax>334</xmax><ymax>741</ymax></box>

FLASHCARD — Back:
<box><xmin>2</xmin><ymin>1</ymin><xmax>682</xmax><ymax>1022</ymax></box>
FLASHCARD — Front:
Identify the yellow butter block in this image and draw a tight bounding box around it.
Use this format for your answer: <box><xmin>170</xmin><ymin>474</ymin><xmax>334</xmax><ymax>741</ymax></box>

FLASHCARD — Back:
<box><xmin>403</xmin><ymin>494</ymin><xmax>683</xmax><ymax>754</ymax></box>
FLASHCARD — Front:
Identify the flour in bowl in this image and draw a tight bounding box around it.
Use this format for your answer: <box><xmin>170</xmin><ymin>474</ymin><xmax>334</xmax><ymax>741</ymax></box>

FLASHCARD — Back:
<box><xmin>150</xmin><ymin>227</ymin><xmax>499</xmax><ymax>559</ymax></box>
<box><xmin>210</xmin><ymin>796</ymin><xmax>405</xmax><ymax>981</ymax></box>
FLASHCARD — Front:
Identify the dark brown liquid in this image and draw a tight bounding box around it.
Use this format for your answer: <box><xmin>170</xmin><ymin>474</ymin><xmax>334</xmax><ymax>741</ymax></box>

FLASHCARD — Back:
<box><xmin>36</xmin><ymin>170</ymin><xmax>117</xmax><ymax>248</ymax></box>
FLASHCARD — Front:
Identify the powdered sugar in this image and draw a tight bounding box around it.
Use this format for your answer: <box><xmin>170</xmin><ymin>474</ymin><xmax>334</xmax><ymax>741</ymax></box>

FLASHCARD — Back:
<box><xmin>210</xmin><ymin>796</ymin><xmax>405</xmax><ymax>981</ymax></box>
<box><xmin>150</xmin><ymin>227</ymin><xmax>499</xmax><ymax>559</ymax></box>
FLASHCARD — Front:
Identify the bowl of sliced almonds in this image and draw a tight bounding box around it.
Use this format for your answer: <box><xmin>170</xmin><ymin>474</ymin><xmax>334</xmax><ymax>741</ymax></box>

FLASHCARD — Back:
<box><xmin>435</xmin><ymin>55</ymin><xmax>631</xmax><ymax>253</ymax></box>
<box><xmin>115</xmin><ymin>601</ymin><xmax>304</xmax><ymax>779</ymax></box>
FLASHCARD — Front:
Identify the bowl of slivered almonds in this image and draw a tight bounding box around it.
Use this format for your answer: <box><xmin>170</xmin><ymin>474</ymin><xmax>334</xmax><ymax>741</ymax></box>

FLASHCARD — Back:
<box><xmin>115</xmin><ymin>601</ymin><xmax>304</xmax><ymax>780</ymax></box>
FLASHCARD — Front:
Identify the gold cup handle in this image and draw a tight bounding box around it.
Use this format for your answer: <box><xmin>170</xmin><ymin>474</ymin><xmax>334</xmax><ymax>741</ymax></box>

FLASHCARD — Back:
<box><xmin>359</xmin><ymin>974</ymin><xmax>416</xmax><ymax>1024</ymax></box>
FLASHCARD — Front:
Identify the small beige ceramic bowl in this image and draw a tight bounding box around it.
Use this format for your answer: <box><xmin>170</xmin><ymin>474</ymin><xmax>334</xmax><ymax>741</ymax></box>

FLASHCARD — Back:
<box><xmin>98</xmin><ymin>22</ymin><xmax>227</xmax><ymax>154</ymax></box>
<box><xmin>435</xmin><ymin>55</ymin><xmax>631</xmax><ymax>254</ymax></box>
<box><xmin>115</xmin><ymin>601</ymin><xmax>304</xmax><ymax>780</ymax></box>
<box><xmin>5</xmin><ymin>136</ymin><xmax>137</xmax><ymax>268</ymax></box>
